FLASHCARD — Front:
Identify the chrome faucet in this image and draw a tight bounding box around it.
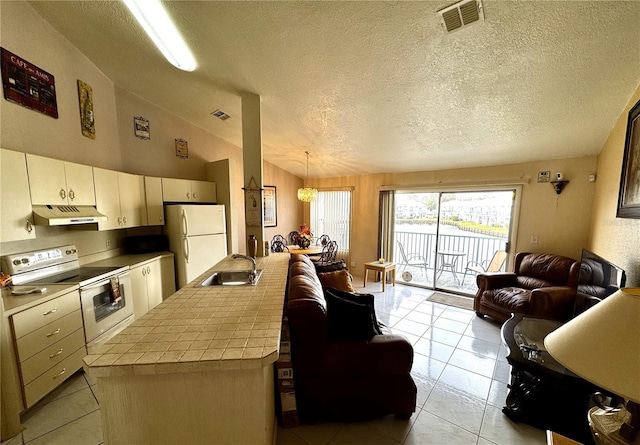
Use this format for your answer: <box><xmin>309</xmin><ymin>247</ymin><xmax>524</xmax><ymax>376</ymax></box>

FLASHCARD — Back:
<box><xmin>232</xmin><ymin>254</ymin><xmax>257</xmax><ymax>283</ymax></box>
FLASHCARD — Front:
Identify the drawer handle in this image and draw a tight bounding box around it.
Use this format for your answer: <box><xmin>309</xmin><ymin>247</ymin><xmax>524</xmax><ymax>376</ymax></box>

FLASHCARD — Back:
<box><xmin>43</xmin><ymin>307</ymin><xmax>58</xmax><ymax>316</ymax></box>
<box><xmin>49</xmin><ymin>348</ymin><xmax>64</xmax><ymax>359</ymax></box>
<box><xmin>46</xmin><ymin>328</ymin><xmax>61</xmax><ymax>338</ymax></box>
<box><xmin>53</xmin><ymin>368</ymin><xmax>66</xmax><ymax>379</ymax></box>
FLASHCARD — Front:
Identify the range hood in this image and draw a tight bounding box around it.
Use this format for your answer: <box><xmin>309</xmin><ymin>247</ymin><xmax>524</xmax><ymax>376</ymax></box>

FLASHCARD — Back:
<box><xmin>32</xmin><ymin>205</ymin><xmax>107</xmax><ymax>226</ymax></box>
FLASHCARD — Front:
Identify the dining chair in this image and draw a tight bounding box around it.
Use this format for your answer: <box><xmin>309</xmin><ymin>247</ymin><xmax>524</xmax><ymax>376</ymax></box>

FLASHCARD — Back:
<box><xmin>272</xmin><ymin>235</ymin><xmax>287</xmax><ymax>245</ymax></box>
<box><xmin>308</xmin><ymin>235</ymin><xmax>331</xmax><ymax>261</ymax></box>
<box><xmin>461</xmin><ymin>250</ymin><xmax>507</xmax><ymax>285</ymax></box>
<box><xmin>396</xmin><ymin>241</ymin><xmax>429</xmax><ymax>276</ymax></box>
<box><xmin>271</xmin><ymin>240</ymin><xmax>290</xmax><ymax>253</ymax></box>
<box><xmin>288</xmin><ymin>231</ymin><xmax>300</xmax><ymax>245</ymax></box>
<box><xmin>311</xmin><ymin>241</ymin><xmax>338</xmax><ymax>265</ymax></box>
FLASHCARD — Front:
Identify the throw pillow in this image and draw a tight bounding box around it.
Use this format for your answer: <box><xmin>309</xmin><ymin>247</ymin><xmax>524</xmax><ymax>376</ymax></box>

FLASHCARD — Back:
<box><xmin>317</xmin><ymin>269</ymin><xmax>355</xmax><ymax>293</ymax></box>
<box><xmin>314</xmin><ymin>260</ymin><xmax>348</xmax><ymax>274</ymax></box>
<box><xmin>324</xmin><ymin>287</ymin><xmax>382</xmax><ymax>341</ymax></box>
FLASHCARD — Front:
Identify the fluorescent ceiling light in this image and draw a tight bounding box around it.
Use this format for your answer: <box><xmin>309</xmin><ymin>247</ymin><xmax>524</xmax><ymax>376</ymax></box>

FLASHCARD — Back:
<box><xmin>122</xmin><ymin>0</ymin><xmax>197</xmax><ymax>72</ymax></box>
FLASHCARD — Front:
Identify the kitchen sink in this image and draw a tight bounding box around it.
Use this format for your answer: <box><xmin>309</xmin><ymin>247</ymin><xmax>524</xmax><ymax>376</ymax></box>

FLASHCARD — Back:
<box><xmin>199</xmin><ymin>269</ymin><xmax>263</xmax><ymax>286</ymax></box>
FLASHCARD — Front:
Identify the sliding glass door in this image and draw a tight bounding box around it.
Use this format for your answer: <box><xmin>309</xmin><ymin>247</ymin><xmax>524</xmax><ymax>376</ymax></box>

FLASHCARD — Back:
<box><xmin>393</xmin><ymin>189</ymin><xmax>516</xmax><ymax>295</ymax></box>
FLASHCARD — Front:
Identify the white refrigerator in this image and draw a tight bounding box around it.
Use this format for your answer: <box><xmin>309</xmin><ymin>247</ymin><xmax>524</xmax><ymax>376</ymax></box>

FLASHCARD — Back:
<box><xmin>164</xmin><ymin>204</ymin><xmax>227</xmax><ymax>289</ymax></box>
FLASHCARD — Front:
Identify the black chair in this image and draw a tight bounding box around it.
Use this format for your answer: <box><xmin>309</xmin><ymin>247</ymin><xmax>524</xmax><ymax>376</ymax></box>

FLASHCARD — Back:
<box><xmin>308</xmin><ymin>235</ymin><xmax>331</xmax><ymax>261</ymax></box>
<box><xmin>271</xmin><ymin>240</ymin><xmax>289</xmax><ymax>253</ymax></box>
<box><xmin>311</xmin><ymin>241</ymin><xmax>338</xmax><ymax>265</ymax></box>
<box><xmin>288</xmin><ymin>231</ymin><xmax>300</xmax><ymax>245</ymax></box>
<box><xmin>272</xmin><ymin>235</ymin><xmax>286</xmax><ymax>245</ymax></box>
<box><xmin>315</xmin><ymin>234</ymin><xmax>331</xmax><ymax>247</ymax></box>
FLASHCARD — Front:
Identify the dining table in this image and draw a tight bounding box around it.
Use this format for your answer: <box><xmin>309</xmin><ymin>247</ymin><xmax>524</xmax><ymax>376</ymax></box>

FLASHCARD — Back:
<box><xmin>287</xmin><ymin>245</ymin><xmax>323</xmax><ymax>255</ymax></box>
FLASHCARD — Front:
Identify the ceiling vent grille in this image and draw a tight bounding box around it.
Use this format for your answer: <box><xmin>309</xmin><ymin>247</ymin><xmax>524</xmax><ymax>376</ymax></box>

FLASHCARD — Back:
<box><xmin>210</xmin><ymin>109</ymin><xmax>230</xmax><ymax>121</ymax></box>
<box><xmin>438</xmin><ymin>0</ymin><xmax>484</xmax><ymax>33</ymax></box>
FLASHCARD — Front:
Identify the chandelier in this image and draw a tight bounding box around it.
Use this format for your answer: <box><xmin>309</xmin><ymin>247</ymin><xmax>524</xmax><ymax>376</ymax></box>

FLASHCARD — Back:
<box><xmin>297</xmin><ymin>151</ymin><xmax>318</xmax><ymax>202</ymax></box>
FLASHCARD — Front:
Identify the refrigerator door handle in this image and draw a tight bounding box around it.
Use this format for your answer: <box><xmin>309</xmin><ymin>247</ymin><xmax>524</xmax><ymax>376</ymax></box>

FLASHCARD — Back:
<box><xmin>181</xmin><ymin>208</ymin><xmax>188</xmax><ymax>237</ymax></box>
<box><xmin>184</xmin><ymin>237</ymin><xmax>190</xmax><ymax>263</ymax></box>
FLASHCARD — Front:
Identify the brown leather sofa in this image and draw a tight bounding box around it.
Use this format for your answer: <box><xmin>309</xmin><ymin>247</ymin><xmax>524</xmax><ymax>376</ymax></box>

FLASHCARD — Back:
<box><xmin>286</xmin><ymin>254</ymin><xmax>416</xmax><ymax>421</ymax></box>
<box><xmin>474</xmin><ymin>252</ymin><xmax>580</xmax><ymax>323</ymax></box>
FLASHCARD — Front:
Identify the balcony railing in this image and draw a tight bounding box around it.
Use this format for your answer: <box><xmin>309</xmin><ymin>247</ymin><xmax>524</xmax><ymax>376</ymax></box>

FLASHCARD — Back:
<box><xmin>394</xmin><ymin>230</ymin><xmax>507</xmax><ymax>294</ymax></box>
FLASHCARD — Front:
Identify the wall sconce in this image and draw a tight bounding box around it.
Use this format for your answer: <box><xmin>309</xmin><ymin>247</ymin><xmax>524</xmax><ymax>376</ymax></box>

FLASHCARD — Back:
<box><xmin>550</xmin><ymin>172</ymin><xmax>569</xmax><ymax>194</ymax></box>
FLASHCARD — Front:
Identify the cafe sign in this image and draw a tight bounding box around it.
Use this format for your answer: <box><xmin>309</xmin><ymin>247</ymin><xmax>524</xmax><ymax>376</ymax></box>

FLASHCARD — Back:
<box><xmin>1</xmin><ymin>47</ymin><xmax>58</xmax><ymax>118</ymax></box>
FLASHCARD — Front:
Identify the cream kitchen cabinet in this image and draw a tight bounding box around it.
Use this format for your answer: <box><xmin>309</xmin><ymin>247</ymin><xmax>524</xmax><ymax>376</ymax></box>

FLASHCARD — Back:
<box><xmin>162</xmin><ymin>178</ymin><xmax>216</xmax><ymax>203</ymax></box>
<box><xmin>26</xmin><ymin>154</ymin><xmax>95</xmax><ymax>206</ymax></box>
<box><xmin>10</xmin><ymin>289</ymin><xmax>86</xmax><ymax>408</ymax></box>
<box><xmin>129</xmin><ymin>255</ymin><xmax>175</xmax><ymax>319</ymax></box>
<box><xmin>0</xmin><ymin>149</ymin><xmax>36</xmax><ymax>242</ymax></box>
<box><xmin>142</xmin><ymin>176</ymin><xmax>164</xmax><ymax>226</ymax></box>
<box><xmin>94</xmin><ymin>167</ymin><xmax>142</xmax><ymax>230</ymax></box>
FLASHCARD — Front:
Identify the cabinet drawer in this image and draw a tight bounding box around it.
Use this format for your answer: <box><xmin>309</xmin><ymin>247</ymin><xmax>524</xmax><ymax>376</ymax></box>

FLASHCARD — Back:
<box><xmin>24</xmin><ymin>346</ymin><xmax>86</xmax><ymax>408</ymax></box>
<box><xmin>20</xmin><ymin>328</ymin><xmax>86</xmax><ymax>385</ymax></box>
<box><xmin>12</xmin><ymin>290</ymin><xmax>80</xmax><ymax>339</ymax></box>
<box><xmin>16</xmin><ymin>310</ymin><xmax>84</xmax><ymax>362</ymax></box>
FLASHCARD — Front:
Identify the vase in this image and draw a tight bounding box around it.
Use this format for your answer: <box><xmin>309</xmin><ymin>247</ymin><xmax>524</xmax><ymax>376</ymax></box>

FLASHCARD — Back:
<box><xmin>247</xmin><ymin>235</ymin><xmax>257</xmax><ymax>258</ymax></box>
<box><xmin>298</xmin><ymin>238</ymin><xmax>311</xmax><ymax>249</ymax></box>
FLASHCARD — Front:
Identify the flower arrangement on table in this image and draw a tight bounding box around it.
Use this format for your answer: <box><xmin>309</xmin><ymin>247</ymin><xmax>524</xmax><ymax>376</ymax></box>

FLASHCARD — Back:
<box><xmin>295</xmin><ymin>224</ymin><xmax>313</xmax><ymax>249</ymax></box>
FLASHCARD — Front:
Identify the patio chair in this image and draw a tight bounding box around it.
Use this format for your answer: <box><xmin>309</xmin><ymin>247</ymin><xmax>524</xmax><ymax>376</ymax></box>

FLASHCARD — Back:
<box><xmin>461</xmin><ymin>250</ymin><xmax>507</xmax><ymax>285</ymax></box>
<box><xmin>396</xmin><ymin>241</ymin><xmax>429</xmax><ymax>277</ymax></box>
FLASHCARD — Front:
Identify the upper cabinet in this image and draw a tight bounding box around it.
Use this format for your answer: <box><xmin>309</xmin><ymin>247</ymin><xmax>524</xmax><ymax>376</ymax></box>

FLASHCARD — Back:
<box><xmin>26</xmin><ymin>154</ymin><xmax>95</xmax><ymax>206</ymax></box>
<box><xmin>94</xmin><ymin>168</ymin><xmax>142</xmax><ymax>230</ymax></box>
<box><xmin>162</xmin><ymin>178</ymin><xmax>216</xmax><ymax>203</ymax></box>
<box><xmin>142</xmin><ymin>176</ymin><xmax>164</xmax><ymax>226</ymax></box>
<box><xmin>0</xmin><ymin>149</ymin><xmax>36</xmax><ymax>242</ymax></box>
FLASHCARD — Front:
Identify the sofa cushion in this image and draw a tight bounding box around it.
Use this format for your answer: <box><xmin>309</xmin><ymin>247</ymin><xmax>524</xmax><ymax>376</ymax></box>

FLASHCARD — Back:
<box><xmin>324</xmin><ymin>287</ymin><xmax>382</xmax><ymax>341</ymax></box>
<box><xmin>483</xmin><ymin>287</ymin><xmax>531</xmax><ymax>313</ymax></box>
<box><xmin>318</xmin><ymin>269</ymin><xmax>355</xmax><ymax>293</ymax></box>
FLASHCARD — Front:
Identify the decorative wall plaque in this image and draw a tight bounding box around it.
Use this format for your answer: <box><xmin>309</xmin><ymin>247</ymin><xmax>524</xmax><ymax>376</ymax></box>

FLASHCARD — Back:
<box><xmin>1</xmin><ymin>47</ymin><xmax>58</xmax><ymax>118</ymax></box>
<box><xmin>134</xmin><ymin>116</ymin><xmax>150</xmax><ymax>140</ymax></box>
<box><xmin>77</xmin><ymin>80</ymin><xmax>95</xmax><ymax>139</ymax></box>
<box><xmin>243</xmin><ymin>176</ymin><xmax>263</xmax><ymax>227</ymax></box>
<box><xmin>175</xmin><ymin>138</ymin><xmax>188</xmax><ymax>159</ymax></box>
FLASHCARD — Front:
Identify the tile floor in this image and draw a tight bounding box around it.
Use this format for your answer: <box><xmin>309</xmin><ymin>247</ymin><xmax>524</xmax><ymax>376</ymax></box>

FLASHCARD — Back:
<box><xmin>2</xmin><ymin>280</ymin><xmax>546</xmax><ymax>445</ymax></box>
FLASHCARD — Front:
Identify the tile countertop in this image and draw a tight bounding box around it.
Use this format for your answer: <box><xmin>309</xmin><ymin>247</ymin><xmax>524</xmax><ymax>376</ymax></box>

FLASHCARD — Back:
<box><xmin>2</xmin><ymin>284</ymin><xmax>80</xmax><ymax>317</ymax></box>
<box><xmin>83</xmin><ymin>253</ymin><xmax>290</xmax><ymax>378</ymax></box>
<box><xmin>85</xmin><ymin>252</ymin><xmax>174</xmax><ymax>268</ymax></box>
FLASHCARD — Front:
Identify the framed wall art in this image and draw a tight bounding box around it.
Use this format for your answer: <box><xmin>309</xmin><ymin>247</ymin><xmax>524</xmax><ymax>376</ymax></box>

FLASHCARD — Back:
<box><xmin>1</xmin><ymin>47</ymin><xmax>58</xmax><ymax>118</ymax></box>
<box><xmin>134</xmin><ymin>116</ymin><xmax>150</xmax><ymax>140</ymax></box>
<box><xmin>263</xmin><ymin>185</ymin><xmax>277</xmax><ymax>227</ymax></box>
<box><xmin>77</xmin><ymin>80</ymin><xmax>95</xmax><ymax>139</ymax></box>
<box><xmin>617</xmin><ymin>98</ymin><xmax>640</xmax><ymax>219</ymax></box>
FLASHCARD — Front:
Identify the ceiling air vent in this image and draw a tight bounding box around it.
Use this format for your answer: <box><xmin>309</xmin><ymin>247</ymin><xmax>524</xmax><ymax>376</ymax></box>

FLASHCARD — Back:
<box><xmin>438</xmin><ymin>0</ymin><xmax>484</xmax><ymax>33</ymax></box>
<box><xmin>210</xmin><ymin>109</ymin><xmax>230</xmax><ymax>121</ymax></box>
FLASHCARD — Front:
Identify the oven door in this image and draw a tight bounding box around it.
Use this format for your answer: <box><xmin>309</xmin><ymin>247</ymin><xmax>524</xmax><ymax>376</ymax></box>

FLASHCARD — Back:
<box><xmin>80</xmin><ymin>272</ymin><xmax>134</xmax><ymax>343</ymax></box>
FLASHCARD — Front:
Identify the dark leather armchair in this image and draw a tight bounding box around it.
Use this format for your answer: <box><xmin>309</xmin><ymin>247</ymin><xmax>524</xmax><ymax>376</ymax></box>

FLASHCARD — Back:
<box><xmin>286</xmin><ymin>254</ymin><xmax>416</xmax><ymax>421</ymax></box>
<box><xmin>474</xmin><ymin>252</ymin><xmax>580</xmax><ymax>322</ymax></box>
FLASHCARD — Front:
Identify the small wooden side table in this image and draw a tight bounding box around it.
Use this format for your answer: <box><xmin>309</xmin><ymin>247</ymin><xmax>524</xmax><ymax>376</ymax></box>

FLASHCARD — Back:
<box><xmin>363</xmin><ymin>261</ymin><xmax>396</xmax><ymax>292</ymax></box>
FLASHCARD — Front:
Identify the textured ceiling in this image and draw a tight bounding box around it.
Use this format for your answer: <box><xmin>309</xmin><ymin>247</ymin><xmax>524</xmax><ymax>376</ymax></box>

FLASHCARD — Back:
<box><xmin>28</xmin><ymin>1</ymin><xmax>640</xmax><ymax>179</ymax></box>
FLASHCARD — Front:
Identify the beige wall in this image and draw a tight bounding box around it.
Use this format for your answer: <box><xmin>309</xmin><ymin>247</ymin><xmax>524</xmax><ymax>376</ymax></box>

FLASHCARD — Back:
<box><xmin>589</xmin><ymin>83</ymin><xmax>640</xmax><ymax>287</ymax></box>
<box><xmin>308</xmin><ymin>156</ymin><xmax>598</xmax><ymax>273</ymax></box>
<box><xmin>263</xmin><ymin>163</ymin><xmax>304</xmax><ymax>244</ymax></box>
<box><xmin>0</xmin><ymin>2</ymin><xmax>302</xmax><ymax>260</ymax></box>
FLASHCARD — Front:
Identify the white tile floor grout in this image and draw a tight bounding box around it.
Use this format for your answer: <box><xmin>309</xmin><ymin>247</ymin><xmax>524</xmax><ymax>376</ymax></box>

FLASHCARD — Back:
<box><xmin>2</xmin><ymin>281</ymin><xmax>546</xmax><ymax>445</ymax></box>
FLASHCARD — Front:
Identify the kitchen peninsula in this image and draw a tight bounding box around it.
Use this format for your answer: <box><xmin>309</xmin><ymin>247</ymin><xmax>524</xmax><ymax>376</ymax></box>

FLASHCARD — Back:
<box><xmin>83</xmin><ymin>253</ymin><xmax>289</xmax><ymax>445</ymax></box>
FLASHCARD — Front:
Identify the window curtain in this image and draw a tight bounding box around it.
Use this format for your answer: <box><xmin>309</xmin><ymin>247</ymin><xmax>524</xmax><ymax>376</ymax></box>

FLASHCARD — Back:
<box><xmin>379</xmin><ymin>190</ymin><xmax>395</xmax><ymax>263</ymax></box>
<box><xmin>310</xmin><ymin>190</ymin><xmax>351</xmax><ymax>262</ymax></box>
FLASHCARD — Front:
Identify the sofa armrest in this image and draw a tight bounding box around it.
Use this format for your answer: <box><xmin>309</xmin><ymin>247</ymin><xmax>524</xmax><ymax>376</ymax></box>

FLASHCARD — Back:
<box><xmin>476</xmin><ymin>272</ymin><xmax>517</xmax><ymax>290</ymax></box>
<box><xmin>529</xmin><ymin>286</ymin><xmax>577</xmax><ymax>321</ymax></box>
<box><xmin>323</xmin><ymin>334</ymin><xmax>414</xmax><ymax>376</ymax></box>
